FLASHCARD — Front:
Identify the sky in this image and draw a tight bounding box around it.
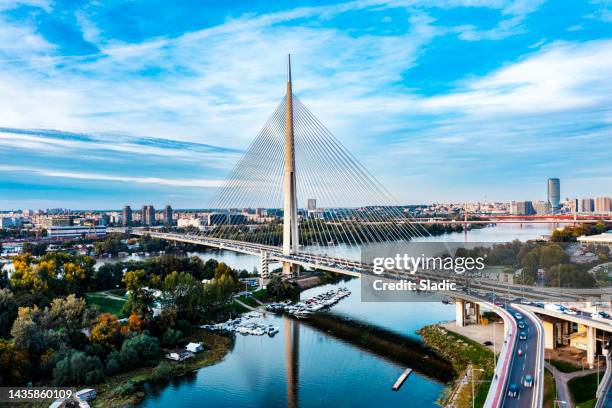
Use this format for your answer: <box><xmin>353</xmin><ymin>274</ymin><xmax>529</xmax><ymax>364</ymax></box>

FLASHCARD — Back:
<box><xmin>0</xmin><ymin>0</ymin><xmax>611</xmax><ymax>210</ymax></box>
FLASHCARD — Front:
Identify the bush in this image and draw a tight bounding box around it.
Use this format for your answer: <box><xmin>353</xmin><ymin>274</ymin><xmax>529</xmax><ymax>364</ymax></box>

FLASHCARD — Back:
<box><xmin>161</xmin><ymin>328</ymin><xmax>183</xmax><ymax>347</ymax></box>
<box><xmin>151</xmin><ymin>361</ymin><xmax>174</xmax><ymax>381</ymax></box>
<box><xmin>105</xmin><ymin>351</ymin><xmax>121</xmax><ymax>376</ymax></box>
<box><xmin>52</xmin><ymin>349</ymin><xmax>105</xmax><ymax>386</ymax></box>
<box><xmin>112</xmin><ymin>380</ymin><xmax>135</xmax><ymax>397</ymax></box>
<box><xmin>119</xmin><ymin>333</ymin><xmax>159</xmax><ymax>369</ymax></box>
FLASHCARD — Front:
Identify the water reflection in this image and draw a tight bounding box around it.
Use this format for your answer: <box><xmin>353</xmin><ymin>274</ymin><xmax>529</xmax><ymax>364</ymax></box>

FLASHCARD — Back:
<box><xmin>285</xmin><ymin>317</ymin><xmax>299</xmax><ymax>408</ymax></box>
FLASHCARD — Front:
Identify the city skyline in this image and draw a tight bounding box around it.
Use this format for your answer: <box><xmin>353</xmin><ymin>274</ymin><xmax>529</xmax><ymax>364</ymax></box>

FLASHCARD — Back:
<box><xmin>0</xmin><ymin>1</ymin><xmax>611</xmax><ymax>208</ymax></box>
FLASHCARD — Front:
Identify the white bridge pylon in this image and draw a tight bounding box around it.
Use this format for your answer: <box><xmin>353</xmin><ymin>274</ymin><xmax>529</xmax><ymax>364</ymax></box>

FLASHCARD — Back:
<box><xmin>282</xmin><ymin>55</ymin><xmax>299</xmax><ymax>278</ymax></box>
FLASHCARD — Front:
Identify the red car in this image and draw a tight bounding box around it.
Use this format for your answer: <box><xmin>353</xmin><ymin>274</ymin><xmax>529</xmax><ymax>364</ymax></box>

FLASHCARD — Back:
<box><xmin>517</xmin><ymin>349</ymin><xmax>523</xmax><ymax>357</ymax></box>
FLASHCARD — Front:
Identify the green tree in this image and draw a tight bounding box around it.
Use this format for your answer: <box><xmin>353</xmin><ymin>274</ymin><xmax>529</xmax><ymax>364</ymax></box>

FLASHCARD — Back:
<box><xmin>161</xmin><ymin>271</ymin><xmax>205</xmax><ymax>320</ymax></box>
<box><xmin>118</xmin><ymin>333</ymin><xmax>159</xmax><ymax>368</ymax></box>
<box><xmin>10</xmin><ymin>306</ymin><xmax>47</xmax><ymax>353</ymax></box>
<box><xmin>52</xmin><ymin>348</ymin><xmax>104</xmax><ymax>386</ymax></box>
<box><xmin>266</xmin><ymin>276</ymin><xmax>300</xmax><ymax>301</ymax></box>
<box><xmin>123</xmin><ymin>269</ymin><xmax>155</xmax><ymax>317</ymax></box>
<box><xmin>539</xmin><ymin>244</ymin><xmax>569</xmax><ymax>269</ymax></box>
<box><xmin>0</xmin><ymin>289</ymin><xmax>18</xmax><ymax>337</ymax></box>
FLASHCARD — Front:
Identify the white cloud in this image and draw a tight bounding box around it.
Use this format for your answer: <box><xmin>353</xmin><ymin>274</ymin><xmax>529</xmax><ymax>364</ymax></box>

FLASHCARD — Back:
<box><xmin>421</xmin><ymin>40</ymin><xmax>612</xmax><ymax>115</ymax></box>
<box><xmin>0</xmin><ymin>165</ymin><xmax>223</xmax><ymax>187</ymax></box>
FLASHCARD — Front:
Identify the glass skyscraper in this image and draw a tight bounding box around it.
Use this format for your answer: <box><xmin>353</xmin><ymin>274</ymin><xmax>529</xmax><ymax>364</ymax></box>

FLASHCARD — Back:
<box><xmin>547</xmin><ymin>178</ymin><xmax>560</xmax><ymax>212</ymax></box>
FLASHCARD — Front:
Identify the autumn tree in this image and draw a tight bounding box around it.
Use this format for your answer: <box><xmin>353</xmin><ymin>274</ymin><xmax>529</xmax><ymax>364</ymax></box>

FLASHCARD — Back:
<box><xmin>89</xmin><ymin>313</ymin><xmax>122</xmax><ymax>350</ymax></box>
<box><xmin>120</xmin><ymin>313</ymin><xmax>142</xmax><ymax>335</ymax></box>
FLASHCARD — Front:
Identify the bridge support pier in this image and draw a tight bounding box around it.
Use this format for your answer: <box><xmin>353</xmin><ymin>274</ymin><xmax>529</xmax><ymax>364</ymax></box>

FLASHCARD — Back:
<box><xmin>260</xmin><ymin>251</ymin><xmax>270</xmax><ymax>279</ymax></box>
<box><xmin>587</xmin><ymin>326</ymin><xmax>596</xmax><ymax>369</ymax></box>
<box><xmin>282</xmin><ymin>262</ymin><xmax>299</xmax><ymax>279</ymax></box>
<box><xmin>456</xmin><ymin>300</ymin><xmax>466</xmax><ymax>327</ymax></box>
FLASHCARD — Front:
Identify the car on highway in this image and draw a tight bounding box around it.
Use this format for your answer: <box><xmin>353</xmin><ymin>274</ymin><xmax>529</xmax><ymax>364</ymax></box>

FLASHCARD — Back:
<box><xmin>514</xmin><ymin>312</ymin><xmax>523</xmax><ymax>320</ymax></box>
<box><xmin>517</xmin><ymin>321</ymin><xmax>526</xmax><ymax>329</ymax></box>
<box><xmin>523</xmin><ymin>374</ymin><xmax>534</xmax><ymax>388</ymax></box>
<box><xmin>520</xmin><ymin>299</ymin><xmax>532</xmax><ymax>305</ymax></box>
<box><xmin>508</xmin><ymin>384</ymin><xmax>520</xmax><ymax>398</ymax></box>
<box><xmin>564</xmin><ymin>309</ymin><xmax>577</xmax><ymax>315</ymax></box>
<box><xmin>517</xmin><ymin>348</ymin><xmax>523</xmax><ymax>357</ymax></box>
<box><xmin>599</xmin><ymin>311</ymin><xmax>610</xmax><ymax>318</ymax></box>
<box><xmin>519</xmin><ymin>332</ymin><xmax>527</xmax><ymax>340</ymax></box>
<box><xmin>494</xmin><ymin>300</ymin><xmax>504</xmax><ymax>307</ymax></box>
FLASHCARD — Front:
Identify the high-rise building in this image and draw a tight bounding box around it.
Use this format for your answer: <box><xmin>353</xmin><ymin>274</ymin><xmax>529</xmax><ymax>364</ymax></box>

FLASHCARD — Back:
<box><xmin>533</xmin><ymin>200</ymin><xmax>551</xmax><ymax>215</ymax></box>
<box><xmin>567</xmin><ymin>198</ymin><xmax>579</xmax><ymax>213</ymax></box>
<box><xmin>122</xmin><ymin>205</ymin><xmax>132</xmax><ymax>226</ymax></box>
<box><xmin>595</xmin><ymin>197</ymin><xmax>612</xmax><ymax>213</ymax></box>
<box><xmin>163</xmin><ymin>205</ymin><xmax>173</xmax><ymax>225</ymax></box>
<box><xmin>581</xmin><ymin>198</ymin><xmax>594</xmax><ymax>213</ymax></box>
<box><xmin>141</xmin><ymin>205</ymin><xmax>156</xmax><ymax>226</ymax></box>
<box><xmin>510</xmin><ymin>201</ymin><xmax>536</xmax><ymax>215</ymax></box>
<box><xmin>547</xmin><ymin>178</ymin><xmax>560</xmax><ymax>212</ymax></box>
<box><xmin>307</xmin><ymin>199</ymin><xmax>317</xmax><ymax>211</ymax></box>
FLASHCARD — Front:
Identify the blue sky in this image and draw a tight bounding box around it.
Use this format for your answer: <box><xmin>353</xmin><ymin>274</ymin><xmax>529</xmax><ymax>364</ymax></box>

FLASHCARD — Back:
<box><xmin>0</xmin><ymin>0</ymin><xmax>610</xmax><ymax>209</ymax></box>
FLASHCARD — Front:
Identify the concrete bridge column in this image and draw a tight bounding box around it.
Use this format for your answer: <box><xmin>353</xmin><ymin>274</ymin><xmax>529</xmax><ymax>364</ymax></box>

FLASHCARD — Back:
<box><xmin>456</xmin><ymin>300</ymin><xmax>466</xmax><ymax>327</ymax></box>
<box><xmin>260</xmin><ymin>251</ymin><xmax>270</xmax><ymax>279</ymax></box>
<box><xmin>587</xmin><ymin>326</ymin><xmax>596</xmax><ymax>369</ymax></box>
<box><xmin>282</xmin><ymin>262</ymin><xmax>299</xmax><ymax>279</ymax></box>
<box><xmin>543</xmin><ymin>321</ymin><xmax>556</xmax><ymax>350</ymax></box>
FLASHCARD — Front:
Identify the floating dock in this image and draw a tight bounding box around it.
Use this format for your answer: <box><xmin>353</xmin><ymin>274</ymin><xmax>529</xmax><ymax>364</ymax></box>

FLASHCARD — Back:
<box><xmin>392</xmin><ymin>368</ymin><xmax>413</xmax><ymax>391</ymax></box>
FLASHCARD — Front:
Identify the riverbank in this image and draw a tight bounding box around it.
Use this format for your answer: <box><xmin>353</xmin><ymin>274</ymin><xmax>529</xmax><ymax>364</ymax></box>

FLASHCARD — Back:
<box><xmin>92</xmin><ymin>330</ymin><xmax>232</xmax><ymax>407</ymax></box>
<box><xmin>418</xmin><ymin>324</ymin><xmax>495</xmax><ymax>407</ymax></box>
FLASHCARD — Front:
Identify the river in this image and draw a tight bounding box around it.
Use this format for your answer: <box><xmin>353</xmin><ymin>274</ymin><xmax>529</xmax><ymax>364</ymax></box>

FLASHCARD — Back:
<box><xmin>131</xmin><ymin>223</ymin><xmax>557</xmax><ymax>407</ymax></box>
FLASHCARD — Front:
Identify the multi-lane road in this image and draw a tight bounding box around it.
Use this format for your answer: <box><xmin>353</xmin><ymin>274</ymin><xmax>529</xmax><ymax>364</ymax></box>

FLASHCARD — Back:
<box><xmin>502</xmin><ymin>304</ymin><xmax>543</xmax><ymax>408</ymax></box>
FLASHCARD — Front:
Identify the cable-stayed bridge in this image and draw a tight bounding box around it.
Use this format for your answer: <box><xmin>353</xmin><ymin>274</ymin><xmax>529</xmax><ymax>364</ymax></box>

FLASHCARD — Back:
<box><xmin>111</xmin><ymin>56</ymin><xmax>612</xmax><ymax>408</ymax></box>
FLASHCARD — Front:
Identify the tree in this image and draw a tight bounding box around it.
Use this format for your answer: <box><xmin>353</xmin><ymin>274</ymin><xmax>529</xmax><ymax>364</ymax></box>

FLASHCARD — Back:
<box><xmin>46</xmin><ymin>295</ymin><xmax>91</xmax><ymax>333</ymax></box>
<box><xmin>161</xmin><ymin>271</ymin><xmax>205</xmax><ymax>320</ymax></box>
<box><xmin>52</xmin><ymin>348</ymin><xmax>104</xmax><ymax>386</ymax></box>
<box><xmin>120</xmin><ymin>313</ymin><xmax>142</xmax><ymax>335</ymax></box>
<box><xmin>521</xmin><ymin>250</ymin><xmax>540</xmax><ymax>282</ymax></box>
<box><xmin>214</xmin><ymin>262</ymin><xmax>238</xmax><ymax>282</ymax></box>
<box><xmin>22</xmin><ymin>242</ymin><xmax>48</xmax><ymax>256</ymax></box>
<box><xmin>0</xmin><ymin>289</ymin><xmax>18</xmax><ymax>336</ymax></box>
<box><xmin>547</xmin><ymin>264</ymin><xmax>596</xmax><ymax>288</ymax></box>
<box><xmin>266</xmin><ymin>276</ymin><xmax>300</xmax><ymax>301</ymax></box>
<box><xmin>95</xmin><ymin>263</ymin><xmax>123</xmax><ymax>290</ymax></box>
<box><xmin>123</xmin><ymin>269</ymin><xmax>155</xmax><ymax>317</ymax></box>
<box><xmin>10</xmin><ymin>306</ymin><xmax>46</xmax><ymax>353</ymax></box>
<box><xmin>89</xmin><ymin>313</ymin><xmax>122</xmax><ymax>350</ymax></box>
<box><xmin>0</xmin><ymin>339</ymin><xmax>29</xmax><ymax>385</ymax></box>
<box><xmin>119</xmin><ymin>333</ymin><xmax>159</xmax><ymax>369</ymax></box>
<box><xmin>539</xmin><ymin>244</ymin><xmax>569</xmax><ymax>269</ymax></box>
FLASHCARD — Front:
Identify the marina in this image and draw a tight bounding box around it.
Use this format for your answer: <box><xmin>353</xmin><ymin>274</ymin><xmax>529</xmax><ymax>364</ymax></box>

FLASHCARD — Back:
<box><xmin>266</xmin><ymin>287</ymin><xmax>352</xmax><ymax>317</ymax></box>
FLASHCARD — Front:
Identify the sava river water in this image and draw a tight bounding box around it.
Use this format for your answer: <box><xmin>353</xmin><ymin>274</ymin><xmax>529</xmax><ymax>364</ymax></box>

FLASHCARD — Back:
<box><xmin>128</xmin><ymin>223</ymin><xmax>557</xmax><ymax>407</ymax></box>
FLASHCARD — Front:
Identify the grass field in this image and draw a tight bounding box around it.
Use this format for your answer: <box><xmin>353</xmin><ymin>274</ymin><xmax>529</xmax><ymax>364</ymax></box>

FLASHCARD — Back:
<box><xmin>549</xmin><ymin>358</ymin><xmax>581</xmax><ymax>373</ymax></box>
<box><xmin>543</xmin><ymin>368</ymin><xmax>556</xmax><ymax>408</ymax></box>
<box><xmin>86</xmin><ymin>291</ymin><xmax>127</xmax><ymax>317</ymax></box>
<box><xmin>568</xmin><ymin>373</ymin><xmax>600</xmax><ymax>408</ymax></box>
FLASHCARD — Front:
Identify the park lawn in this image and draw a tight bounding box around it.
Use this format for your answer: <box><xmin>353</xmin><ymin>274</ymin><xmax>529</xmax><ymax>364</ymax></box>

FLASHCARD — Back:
<box><xmin>543</xmin><ymin>368</ymin><xmax>556</xmax><ymax>408</ymax></box>
<box><xmin>568</xmin><ymin>373</ymin><xmax>600</xmax><ymax>408</ymax></box>
<box><xmin>237</xmin><ymin>295</ymin><xmax>259</xmax><ymax>307</ymax></box>
<box><xmin>549</xmin><ymin>358</ymin><xmax>581</xmax><ymax>373</ymax></box>
<box><xmin>86</xmin><ymin>291</ymin><xmax>127</xmax><ymax>317</ymax></box>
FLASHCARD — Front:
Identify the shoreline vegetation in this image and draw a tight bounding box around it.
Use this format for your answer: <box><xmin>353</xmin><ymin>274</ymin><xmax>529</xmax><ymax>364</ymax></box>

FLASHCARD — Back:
<box><xmin>93</xmin><ymin>330</ymin><xmax>233</xmax><ymax>407</ymax></box>
<box><xmin>418</xmin><ymin>324</ymin><xmax>495</xmax><ymax>408</ymax></box>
